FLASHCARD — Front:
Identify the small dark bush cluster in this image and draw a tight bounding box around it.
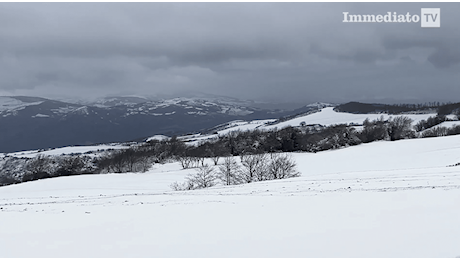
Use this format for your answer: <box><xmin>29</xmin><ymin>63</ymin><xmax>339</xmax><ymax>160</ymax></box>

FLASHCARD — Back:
<box><xmin>421</xmin><ymin>125</ymin><xmax>460</xmax><ymax>138</ymax></box>
<box><xmin>414</xmin><ymin>115</ymin><xmax>448</xmax><ymax>132</ymax></box>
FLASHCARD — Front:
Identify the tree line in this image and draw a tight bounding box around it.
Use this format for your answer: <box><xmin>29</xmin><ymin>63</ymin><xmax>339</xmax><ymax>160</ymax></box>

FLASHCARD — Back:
<box><xmin>171</xmin><ymin>153</ymin><xmax>299</xmax><ymax>191</ymax></box>
<box><xmin>335</xmin><ymin>101</ymin><xmax>460</xmax><ymax>115</ymax></box>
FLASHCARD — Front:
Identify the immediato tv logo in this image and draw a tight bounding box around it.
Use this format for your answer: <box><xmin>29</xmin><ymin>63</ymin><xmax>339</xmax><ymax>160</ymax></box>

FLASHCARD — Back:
<box><xmin>343</xmin><ymin>8</ymin><xmax>440</xmax><ymax>27</ymax></box>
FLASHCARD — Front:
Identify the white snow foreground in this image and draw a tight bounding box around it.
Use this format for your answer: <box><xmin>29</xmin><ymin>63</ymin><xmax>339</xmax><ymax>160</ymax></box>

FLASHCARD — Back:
<box><xmin>1</xmin><ymin>136</ymin><xmax>460</xmax><ymax>257</ymax></box>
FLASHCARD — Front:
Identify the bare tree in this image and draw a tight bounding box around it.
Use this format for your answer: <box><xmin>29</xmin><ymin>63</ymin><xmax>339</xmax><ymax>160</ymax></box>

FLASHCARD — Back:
<box><xmin>184</xmin><ymin>156</ymin><xmax>204</xmax><ymax>168</ymax></box>
<box><xmin>186</xmin><ymin>164</ymin><xmax>218</xmax><ymax>189</ymax></box>
<box><xmin>267</xmin><ymin>153</ymin><xmax>300</xmax><ymax>180</ymax></box>
<box><xmin>170</xmin><ymin>164</ymin><xmax>217</xmax><ymax>190</ymax></box>
<box><xmin>170</xmin><ymin>180</ymin><xmax>195</xmax><ymax>191</ymax></box>
<box><xmin>211</xmin><ymin>155</ymin><xmax>220</xmax><ymax>166</ymax></box>
<box><xmin>359</xmin><ymin>116</ymin><xmax>389</xmax><ymax>143</ymax></box>
<box><xmin>196</xmin><ymin>157</ymin><xmax>205</xmax><ymax>167</ymax></box>
<box><xmin>23</xmin><ymin>154</ymin><xmax>52</xmax><ymax>181</ymax></box>
<box><xmin>138</xmin><ymin>155</ymin><xmax>154</xmax><ymax>172</ymax></box>
<box><xmin>110</xmin><ymin>152</ymin><xmax>126</xmax><ymax>173</ymax></box>
<box><xmin>178</xmin><ymin>156</ymin><xmax>193</xmax><ymax>169</ymax></box>
<box><xmin>218</xmin><ymin>157</ymin><xmax>241</xmax><ymax>185</ymax></box>
<box><xmin>240</xmin><ymin>154</ymin><xmax>268</xmax><ymax>183</ymax></box>
<box><xmin>123</xmin><ymin>149</ymin><xmax>139</xmax><ymax>172</ymax></box>
<box><xmin>55</xmin><ymin>155</ymin><xmax>84</xmax><ymax>176</ymax></box>
<box><xmin>387</xmin><ymin>116</ymin><xmax>414</xmax><ymax>141</ymax></box>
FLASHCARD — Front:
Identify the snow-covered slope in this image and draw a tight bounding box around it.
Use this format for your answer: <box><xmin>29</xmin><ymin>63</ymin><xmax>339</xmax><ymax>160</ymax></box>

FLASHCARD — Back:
<box><xmin>1</xmin><ymin>135</ymin><xmax>460</xmax><ymax>257</ymax></box>
<box><xmin>263</xmin><ymin>107</ymin><xmax>437</xmax><ymax>129</ymax></box>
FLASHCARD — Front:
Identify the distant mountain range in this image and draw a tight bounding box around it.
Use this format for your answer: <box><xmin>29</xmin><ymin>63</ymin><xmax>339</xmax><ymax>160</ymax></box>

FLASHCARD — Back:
<box><xmin>3</xmin><ymin>96</ymin><xmax>460</xmax><ymax>153</ymax></box>
<box><xmin>0</xmin><ymin>96</ymin><xmax>331</xmax><ymax>153</ymax></box>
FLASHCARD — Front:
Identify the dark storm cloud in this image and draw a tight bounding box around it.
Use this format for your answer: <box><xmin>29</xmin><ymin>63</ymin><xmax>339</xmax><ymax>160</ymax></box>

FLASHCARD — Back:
<box><xmin>428</xmin><ymin>48</ymin><xmax>460</xmax><ymax>69</ymax></box>
<box><xmin>310</xmin><ymin>43</ymin><xmax>389</xmax><ymax>64</ymax></box>
<box><xmin>382</xmin><ymin>29</ymin><xmax>460</xmax><ymax>69</ymax></box>
<box><xmin>0</xmin><ymin>2</ymin><xmax>459</xmax><ymax>104</ymax></box>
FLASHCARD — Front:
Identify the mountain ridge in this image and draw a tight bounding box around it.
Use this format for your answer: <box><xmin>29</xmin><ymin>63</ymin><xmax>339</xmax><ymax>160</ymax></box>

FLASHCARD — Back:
<box><xmin>0</xmin><ymin>95</ymin><xmax>324</xmax><ymax>153</ymax></box>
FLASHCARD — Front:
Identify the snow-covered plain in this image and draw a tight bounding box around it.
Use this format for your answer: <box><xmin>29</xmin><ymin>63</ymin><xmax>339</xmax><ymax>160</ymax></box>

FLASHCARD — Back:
<box><xmin>1</xmin><ymin>135</ymin><xmax>460</xmax><ymax>257</ymax></box>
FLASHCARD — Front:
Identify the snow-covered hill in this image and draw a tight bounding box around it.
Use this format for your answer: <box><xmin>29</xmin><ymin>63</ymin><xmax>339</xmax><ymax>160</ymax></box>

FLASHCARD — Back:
<box><xmin>264</xmin><ymin>107</ymin><xmax>437</xmax><ymax>129</ymax></box>
<box><xmin>1</xmin><ymin>135</ymin><xmax>460</xmax><ymax>257</ymax></box>
<box><xmin>178</xmin><ymin>106</ymin><xmax>445</xmax><ymax>145</ymax></box>
<box><xmin>0</xmin><ymin>96</ymin><xmax>46</xmax><ymax>113</ymax></box>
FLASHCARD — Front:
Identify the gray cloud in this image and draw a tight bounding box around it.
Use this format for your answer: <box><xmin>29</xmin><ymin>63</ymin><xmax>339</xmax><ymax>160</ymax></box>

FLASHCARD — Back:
<box><xmin>428</xmin><ymin>47</ymin><xmax>460</xmax><ymax>69</ymax></box>
<box><xmin>0</xmin><ymin>2</ymin><xmax>459</xmax><ymax>104</ymax></box>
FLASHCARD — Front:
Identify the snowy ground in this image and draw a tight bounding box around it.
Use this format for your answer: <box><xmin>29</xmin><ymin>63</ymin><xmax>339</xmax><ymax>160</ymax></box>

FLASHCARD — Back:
<box><xmin>1</xmin><ymin>136</ymin><xmax>460</xmax><ymax>257</ymax></box>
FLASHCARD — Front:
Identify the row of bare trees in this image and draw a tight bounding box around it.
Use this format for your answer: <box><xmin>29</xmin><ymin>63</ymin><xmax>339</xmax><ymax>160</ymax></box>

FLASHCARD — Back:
<box><xmin>421</xmin><ymin>125</ymin><xmax>460</xmax><ymax>138</ymax></box>
<box><xmin>170</xmin><ymin>153</ymin><xmax>300</xmax><ymax>191</ymax></box>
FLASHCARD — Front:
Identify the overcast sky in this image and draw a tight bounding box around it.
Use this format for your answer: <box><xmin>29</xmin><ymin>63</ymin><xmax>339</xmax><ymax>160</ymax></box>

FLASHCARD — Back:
<box><xmin>0</xmin><ymin>2</ymin><xmax>459</xmax><ymax>105</ymax></box>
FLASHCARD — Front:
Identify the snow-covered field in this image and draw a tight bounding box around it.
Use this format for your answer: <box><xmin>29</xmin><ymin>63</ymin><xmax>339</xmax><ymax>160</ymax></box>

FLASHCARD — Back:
<box><xmin>1</xmin><ymin>135</ymin><xmax>460</xmax><ymax>257</ymax></box>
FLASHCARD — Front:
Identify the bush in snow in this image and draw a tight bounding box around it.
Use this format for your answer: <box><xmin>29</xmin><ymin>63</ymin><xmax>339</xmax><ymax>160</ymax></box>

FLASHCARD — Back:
<box><xmin>22</xmin><ymin>155</ymin><xmax>53</xmax><ymax>182</ymax></box>
<box><xmin>240</xmin><ymin>153</ymin><xmax>269</xmax><ymax>183</ymax></box>
<box><xmin>0</xmin><ymin>156</ymin><xmax>27</xmax><ymax>185</ymax></box>
<box><xmin>170</xmin><ymin>164</ymin><xmax>218</xmax><ymax>191</ymax></box>
<box><xmin>421</xmin><ymin>126</ymin><xmax>449</xmax><ymax>138</ymax></box>
<box><xmin>414</xmin><ymin>115</ymin><xmax>447</xmax><ymax>132</ymax></box>
<box><xmin>267</xmin><ymin>153</ymin><xmax>300</xmax><ymax>180</ymax></box>
<box><xmin>387</xmin><ymin>116</ymin><xmax>414</xmax><ymax>141</ymax></box>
